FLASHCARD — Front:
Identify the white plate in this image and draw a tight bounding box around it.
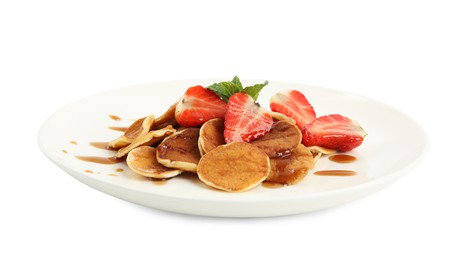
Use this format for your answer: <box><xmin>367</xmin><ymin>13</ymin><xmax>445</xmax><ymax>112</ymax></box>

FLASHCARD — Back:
<box><xmin>38</xmin><ymin>79</ymin><xmax>428</xmax><ymax>217</ymax></box>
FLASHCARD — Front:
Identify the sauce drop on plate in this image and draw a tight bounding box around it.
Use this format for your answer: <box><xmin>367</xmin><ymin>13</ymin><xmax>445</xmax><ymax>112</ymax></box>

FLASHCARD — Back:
<box><xmin>89</xmin><ymin>142</ymin><xmax>116</xmax><ymax>151</ymax></box>
<box><xmin>108</xmin><ymin>126</ymin><xmax>128</xmax><ymax>132</ymax></box>
<box><xmin>151</xmin><ymin>179</ymin><xmax>168</xmax><ymax>185</ymax></box>
<box><xmin>75</xmin><ymin>156</ymin><xmax>123</xmax><ymax>164</ymax></box>
<box><xmin>329</xmin><ymin>154</ymin><xmax>357</xmax><ymax>163</ymax></box>
<box><xmin>109</xmin><ymin>115</ymin><xmax>121</xmax><ymax>121</ymax></box>
<box><xmin>262</xmin><ymin>182</ymin><xmax>285</xmax><ymax>189</ymax></box>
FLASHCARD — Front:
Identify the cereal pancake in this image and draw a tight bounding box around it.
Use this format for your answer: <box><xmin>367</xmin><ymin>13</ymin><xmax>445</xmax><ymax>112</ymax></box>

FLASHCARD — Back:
<box><xmin>266</xmin><ymin>144</ymin><xmax>315</xmax><ymax>185</ymax></box>
<box><xmin>251</xmin><ymin>121</ymin><xmax>302</xmax><ymax>157</ymax></box>
<box><xmin>198</xmin><ymin>118</ymin><xmax>225</xmax><ymax>156</ymax></box>
<box><xmin>197</xmin><ymin>142</ymin><xmax>270</xmax><ymax>192</ymax></box>
<box><xmin>127</xmin><ymin>146</ymin><xmax>182</xmax><ymax>178</ymax></box>
<box><xmin>156</xmin><ymin>128</ymin><xmax>201</xmax><ymax>172</ymax></box>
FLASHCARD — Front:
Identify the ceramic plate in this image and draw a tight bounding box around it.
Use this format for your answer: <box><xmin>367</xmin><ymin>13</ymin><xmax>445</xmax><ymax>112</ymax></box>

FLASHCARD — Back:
<box><xmin>38</xmin><ymin>79</ymin><xmax>428</xmax><ymax>217</ymax></box>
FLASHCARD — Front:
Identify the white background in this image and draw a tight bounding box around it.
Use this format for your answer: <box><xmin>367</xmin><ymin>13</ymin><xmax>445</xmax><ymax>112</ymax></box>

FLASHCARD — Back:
<box><xmin>1</xmin><ymin>0</ymin><xmax>458</xmax><ymax>259</ymax></box>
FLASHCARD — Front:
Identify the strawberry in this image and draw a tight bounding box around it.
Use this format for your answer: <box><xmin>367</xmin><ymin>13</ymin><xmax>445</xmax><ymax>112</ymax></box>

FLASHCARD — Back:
<box><xmin>270</xmin><ymin>90</ymin><xmax>316</xmax><ymax>129</ymax></box>
<box><xmin>175</xmin><ymin>85</ymin><xmax>227</xmax><ymax>127</ymax></box>
<box><xmin>302</xmin><ymin>114</ymin><xmax>367</xmax><ymax>152</ymax></box>
<box><xmin>224</xmin><ymin>92</ymin><xmax>273</xmax><ymax>143</ymax></box>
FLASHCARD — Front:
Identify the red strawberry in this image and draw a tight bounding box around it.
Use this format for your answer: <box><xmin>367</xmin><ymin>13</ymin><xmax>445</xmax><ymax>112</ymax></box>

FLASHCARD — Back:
<box><xmin>302</xmin><ymin>114</ymin><xmax>367</xmax><ymax>152</ymax></box>
<box><xmin>175</xmin><ymin>85</ymin><xmax>227</xmax><ymax>127</ymax></box>
<box><xmin>224</xmin><ymin>93</ymin><xmax>273</xmax><ymax>143</ymax></box>
<box><xmin>270</xmin><ymin>90</ymin><xmax>316</xmax><ymax>129</ymax></box>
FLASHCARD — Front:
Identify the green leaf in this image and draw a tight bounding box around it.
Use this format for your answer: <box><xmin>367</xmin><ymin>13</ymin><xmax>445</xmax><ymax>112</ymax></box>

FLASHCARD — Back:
<box><xmin>241</xmin><ymin>80</ymin><xmax>269</xmax><ymax>101</ymax></box>
<box><xmin>231</xmin><ymin>76</ymin><xmax>243</xmax><ymax>89</ymax></box>
<box><xmin>207</xmin><ymin>76</ymin><xmax>268</xmax><ymax>102</ymax></box>
<box><xmin>208</xmin><ymin>81</ymin><xmax>242</xmax><ymax>102</ymax></box>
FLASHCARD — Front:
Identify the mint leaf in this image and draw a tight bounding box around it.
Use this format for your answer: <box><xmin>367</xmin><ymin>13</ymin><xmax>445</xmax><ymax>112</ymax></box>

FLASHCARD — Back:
<box><xmin>207</xmin><ymin>76</ymin><xmax>268</xmax><ymax>102</ymax></box>
<box><xmin>231</xmin><ymin>76</ymin><xmax>243</xmax><ymax>89</ymax></box>
<box><xmin>208</xmin><ymin>81</ymin><xmax>242</xmax><ymax>102</ymax></box>
<box><xmin>241</xmin><ymin>81</ymin><xmax>269</xmax><ymax>101</ymax></box>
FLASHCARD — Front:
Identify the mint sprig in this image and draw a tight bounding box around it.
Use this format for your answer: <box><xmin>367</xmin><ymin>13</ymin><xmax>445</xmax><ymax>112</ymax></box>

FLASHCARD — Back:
<box><xmin>207</xmin><ymin>76</ymin><xmax>268</xmax><ymax>102</ymax></box>
<box><xmin>241</xmin><ymin>81</ymin><xmax>269</xmax><ymax>101</ymax></box>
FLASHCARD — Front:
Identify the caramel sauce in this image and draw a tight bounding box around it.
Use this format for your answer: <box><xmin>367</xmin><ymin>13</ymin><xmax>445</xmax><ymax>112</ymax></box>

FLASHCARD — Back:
<box><xmin>107</xmin><ymin>173</ymin><xmax>118</xmax><ymax>177</ymax></box>
<box><xmin>273</xmin><ymin>156</ymin><xmax>295</xmax><ymax>176</ymax></box>
<box><xmin>62</xmin><ymin>150</ymin><xmax>68</xmax><ymax>154</ymax></box>
<box><xmin>115</xmin><ymin>168</ymin><xmax>124</xmax><ymax>172</ymax></box>
<box><xmin>329</xmin><ymin>154</ymin><xmax>357</xmax><ymax>163</ymax></box>
<box><xmin>70</xmin><ymin>141</ymin><xmax>78</xmax><ymax>145</ymax></box>
<box><xmin>109</xmin><ymin>114</ymin><xmax>121</xmax><ymax>121</ymax></box>
<box><xmin>262</xmin><ymin>182</ymin><xmax>285</xmax><ymax>189</ymax></box>
<box><xmin>89</xmin><ymin>142</ymin><xmax>116</xmax><ymax>150</ymax></box>
<box><xmin>151</xmin><ymin>179</ymin><xmax>168</xmax><ymax>185</ymax></box>
<box><xmin>266</xmin><ymin>144</ymin><xmax>313</xmax><ymax>185</ymax></box>
<box><xmin>84</xmin><ymin>170</ymin><xmax>94</xmax><ymax>174</ymax></box>
<box><xmin>314</xmin><ymin>170</ymin><xmax>357</xmax><ymax>176</ymax></box>
<box><xmin>75</xmin><ymin>155</ymin><xmax>123</xmax><ymax>164</ymax></box>
<box><xmin>108</xmin><ymin>126</ymin><xmax>128</xmax><ymax>132</ymax></box>
<box><xmin>157</xmin><ymin>128</ymin><xmax>201</xmax><ymax>165</ymax></box>
<box><xmin>251</xmin><ymin>121</ymin><xmax>302</xmax><ymax>157</ymax></box>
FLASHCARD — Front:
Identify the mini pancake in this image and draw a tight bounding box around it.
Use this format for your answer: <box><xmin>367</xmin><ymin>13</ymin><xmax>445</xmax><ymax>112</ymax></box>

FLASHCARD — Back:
<box><xmin>307</xmin><ymin>145</ymin><xmax>336</xmax><ymax>163</ymax></box>
<box><xmin>108</xmin><ymin>114</ymin><xmax>155</xmax><ymax>149</ymax></box>
<box><xmin>251</xmin><ymin>121</ymin><xmax>302</xmax><ymax>157</ymax></box>
<box><xmin>152</xmin><ymin>102</ymin><xmax>178</xmax><ymax>130</ymax></box>
<box><xmin>156</xmin><ymin>128</ymin><xmax>201</xmax><ymax>172</ymax></box>
<box><xmin>307</xmin><ymin>145</ymin><xmax>336</xmax><ymax>155</ymax></box>
<box><xmin>269</xmin><ymin>111</ymin><xmax>296</xmax><ymax>125</ymax></box>
<box><xmin>197</xmin><ymin>142</ymin><xmax>270</xmax><ymax>192</ymax></box>
<box><xmin>198</xmin><ymin>118</ymin><xmax>225</xmax><ymax>156</ymax></box>
<box><xmin>127</xmin><ymin>146</ymin><xmax>182</xmax><ymax>178</ymax></box>
<box><xmin>266</xmin><ymin>144</ymin><xmax>315</xmax><ymax>185</ymax></box>
<box><xmin>116</xmin><ymin>125</ymin><xmax>176</xmax><ymax>158</ymax></box>
<box><xmin>108</xmin><ymin>135</ymin><xmax>132</xmax><ymax>149</ymax></box>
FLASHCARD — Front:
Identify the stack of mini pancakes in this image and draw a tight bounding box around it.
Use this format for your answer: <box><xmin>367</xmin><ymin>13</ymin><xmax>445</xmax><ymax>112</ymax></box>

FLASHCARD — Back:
<box><xmin>108</xmin><ymin>104</ymin><xmax>335</xmax><ymax>192</ymax></box>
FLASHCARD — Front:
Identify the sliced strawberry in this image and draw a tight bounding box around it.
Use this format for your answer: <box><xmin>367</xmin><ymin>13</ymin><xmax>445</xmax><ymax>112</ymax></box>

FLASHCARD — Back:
<box><xmin>224</xmin><ymin>93</ymin><xmax>273</xmax><ymax>143</ymax></box>
<box><xmin>302</xmin><ymin>114</ymin><xmax>367</xmax><ymax>152</ymax></box>
<box><xmin>270</xmin><ymin>90</ymin><xmax>316</xmax><ymax>129</ymax></box>
<box><xmin>175</xmin><ymin>85</ymin><xmax>227</xmax><ymax>127</ymax></box>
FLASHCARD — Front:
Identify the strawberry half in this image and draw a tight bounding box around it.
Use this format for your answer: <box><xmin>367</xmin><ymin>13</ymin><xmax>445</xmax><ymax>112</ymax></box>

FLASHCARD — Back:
<box><xmin>270</xmin><ymin>90</ymin><xmax>316</xmax><ymax>129</ymax></box>
<box><xmin>302</xmin><ymin>114</ymin><xmax>367</xmax><ymax>152</ymax></box>
<box><xmin>175</xmin><ymin>85</ymin><xmax>227</xmax><ymax>127</ymax></box>
<box><xmin>224</xmin><ymin>92</ymin><xmax>273</xmax><ymax>143</ymax></box>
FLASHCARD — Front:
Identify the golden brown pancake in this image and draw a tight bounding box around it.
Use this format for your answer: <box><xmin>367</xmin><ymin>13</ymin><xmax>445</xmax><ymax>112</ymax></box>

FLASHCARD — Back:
<box><xmin>108</xmin><ymin>135</ymin><xmax>132</xmax><ymax>149</ymax></box>
<box><xmin>307</xmin><ymin>145</ymin><xmax>336</xmax><ymax>155</ymax></box>
<box><xmin>269</xmin><ymin>111</ymin><xmax>296</xmax><ymax>125</ymax></box>
<box><xmin>266</xmin><ymin>144</ymin><xmax>315</xmax><ymax>185</ymax></box>
<box><xmin>197</xmin><ymin>142</ymin><xmax>270</xmax><ymax>192</ymax></box>
<box><xmin>198</xmin><ymin>118</ymin><xmax>225</xmax><ymax>156</ymax></box>
<box><xmin>108</xmin><ymin>114</ymin><xmax>155</xmax><ymax>149</ymax></box>
<box><xmin>156</xmin><ymin>128</ymin><xmax>201</xmax><ymax>172</ymax></box>
<box><xmin>127</xmin><ymin>146</ymin><xmax>182</xmax><ymax>178</ymax></box>
<box><xmin>307</xmin><ymin>145</ymin><xmax>336</xmax><ymax>163</ymax></box>
<box><xmin>152</xmin><ymin>102</ymin><xmax>178</xmax><ymax>130</ymax></box>
<box><xmin>251</xmin><ymin>121</ymin><xmax>302</xmax><ymax>157</ymax></box>
<box><xmin>116</xmin><ymin>125</ymin><xmax>176</xmax><ymax>158</ymax></box>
